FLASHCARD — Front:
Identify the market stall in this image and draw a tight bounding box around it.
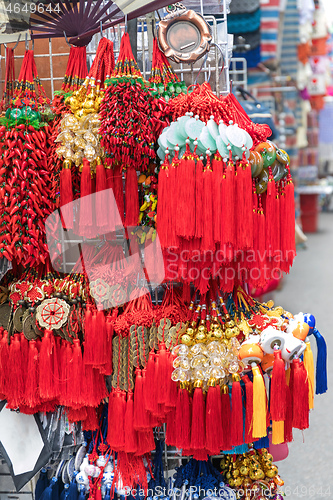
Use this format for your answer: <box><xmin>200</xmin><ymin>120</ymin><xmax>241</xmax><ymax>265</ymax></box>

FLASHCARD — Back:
<box><xmin>0</xmin><ymin>1</ymin><xmax>328</xmax><ymax>499</ymax></box>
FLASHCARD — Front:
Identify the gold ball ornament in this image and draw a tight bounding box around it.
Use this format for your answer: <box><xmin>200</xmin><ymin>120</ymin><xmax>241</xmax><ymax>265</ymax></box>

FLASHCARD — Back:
<box><xmin>242</xmin><ymin>477</ymin><xmax>252</xmax><ymax>488</ymax></box>
<box><xmin>240</xmin><ymin>466</ymin><xmax>249</xmax><ymax>476</ymax></box>
<box><xmin>265</xmin><ymin>466</ymin><xmax>278</xmax><ymax>478</ymax></box>
<box><xmin>181</xmin><ymin>334</ymin><xmax>192</xmax><ymax>346</ymax></box>
<box><xmin>195</xmin><ymin>332</ymin><xmax>206</xmax><ymax>343</ymax></box>
<box><xmin>234</xmin><ymin>477</ymin><xmax>243</xmax><ymax>487</ymax></box>
<box><xmin>225</xmin><ymin>328</ymin><xmax>234</xmax><ymax>339</ymax></box>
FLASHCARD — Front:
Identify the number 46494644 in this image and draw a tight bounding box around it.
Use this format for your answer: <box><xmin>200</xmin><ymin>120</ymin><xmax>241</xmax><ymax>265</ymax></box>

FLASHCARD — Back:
<box><xmin>5</xmin><ymin>3</ymin><xmax>60</xmax><ymax>14</ymax></box>
<box><xmin>283</xmin><ymin>485</ymin><xmax>331</xmax><ymax>497</ymax></box>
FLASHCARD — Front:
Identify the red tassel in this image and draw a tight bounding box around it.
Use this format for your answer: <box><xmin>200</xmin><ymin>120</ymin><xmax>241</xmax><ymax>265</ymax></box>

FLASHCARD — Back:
<box><xmin>136</xmin><ymin>429</ymin><xmax>155</xmax><ymax>455</ymax></box>
<box><xmin>168</xmin><ymin>158</ymin><xmax>180</xmax><ymax>248</ymax></box>
<box><xmin>39</xmin><ymin>330</ymin><xmax>57</xmax><ymax>401</ymax></box>
<box><xmin>284</xmin><ymin>383</ymin><xmax>293</xmax><ymax>442</ymax></box>
<box><xmin>83</xmin><ymin>305</ymin><xmax>94</xmax><ymax>365</ymax></box>
<box><xmin>195</xmin><ymin>158</ymin><xmax>204</xmax><ymax>239</ymax></box>
<box><xmin>265</xmin><ymin>170</ymin><xmax>277</xmax><ymax>258</ymax></box>
<box><xmin>236</xmin><ymin>161</ymin><xmax>245</xmax><ymax>249</ymax></box>
<box><xmin>134</xmin><ymin>369</ymin><xmax>150</xmax><ymax>430</ymax></box>
<box><xmin>25</xmin><ymin>340</ymin><xmax>40</xmax><ymax>409</ymax></box>
<box><xmin>201</xmin><ymin>163</ymin><xmax>215</xmax><ymax>252</ymax></box>
<box><xmin>156</xmin><ymin>161</ymin><xmax>169</xmax><ymax>248</ymax></box>
<box><xmin>222</xmin><ymin>160</ymin><xmax>236</xmax><ymax>247</ymax></box>
<box><xmin>230</xmin><ymin>375</ymin><xmax>244</xmax><ymax>447</ymax></box>
<box><xmin>105</xmin><ymin>167</ymin><xmax>117</xmax><ymax>237</ymax></box>
<box><xmin>156</xmin><ymin>342</ymin><xmax>169</xmax><ymax>407</ymax></box>
<box><xmin>62</xmin><ymin>342</ymin><xmax>73</xmax><ymax>406</ymax></box>
<box><xmin>113</xmin><ymin>163</ymin><xmax>124</xmax><ymax>224</ymax></box>
<box><xmin>190</xmin><ymin>385</ymin><xmax>205</xmax><ymax>450</ymax></box>
<box><xmin>270</xmin><ymin>350</ymin><xmax>286</xmax><ymax>421</ymax></box>
<box><xmin>257</xmin><ymin>198</ymin><xmax>266</xmax><ymax>275</ymax></box>
<box><xmin>82</xmin><ymin>406</ymin><xmax>99</xmax><ymax>431</ymax></box>
<box><xmin>7</xmin><ymin>334</ymin><xmax>24</xmax><ymax>408</ymax></box>
<box><xmin>238</xmin><ymin>159</ymin><xmax>254</xmax><ymax>249</ymax></box>
<box><xmin>242</xmin><ymin>375</ymin><xmax>254</xmax><ymax>444</ymax></box>
<box><xmin>79</xmin><ymin>158</ymin><xmax>93</xmax><ymax>237</ymax></box>
<box><xmin>220</xmin><ymin>386</ymin><xmax>231</xmax><ymax>450</ymax></box>
<box><xmin>211</xmin><ymin>155</ymin><xmax>222</xmax><ymax>244</ymax></box>
<box><xmin>125</xmin><ymin>166</ymin><xmax>139</xmax><ymax>227</ymax></box>
<box><xmin>176</xmin><ymin>387</ymin><xmax>191</xmax><ymax>449</ymax></box>
<box><xmin>104</xmin><ymin>316</ymin><xmax>113</xmax><ymax>376</ymax></box>
<box><xmin>94</xmin><ymin>308</ymin><xmax>107</xmax><ymax>370</ymax></box>
<box><xmin>82</xmin><ymin>363</ymin><xmax>95</xmax><ymax>406</ymax></box>
<box><xmin>107</xmin><ymin>389</ymin><xmax>126</xmax><ymax>451</ymax></box>
<box><xmin>124</xmin><ymin>391</ymin><xmax>138</xmax><ymax>453</ymax></box>
<box><xmin>143</xmin><ymin>351</ymin><xmax>156</xmax><ymax>414</ymax></box>
<box><xmin>70</xmin><ymin>339</ymin><xmax>83</xmax><ymax>406</ymax></box>
<box><xmin>176</xmin><ymin>153</ymin><xmax>196</xmax><ymax>239</ymax></box>
<box><xmin>0</xmin><ymin>332</ymin><xmax>9</xmax><ymax>397</ymax></box>
<box><xmin>165</xmin><ymin>356</ymin><xmax>178</xmax><ymax>409</ymax></box>
<box><xmin>166</xmin><ymin>407</ymin><xmax>177</xmax><ymax>446</ymax></box>
<box><xmin>291</xmin><ymin>358</ymin><xmax>309</xmax><ymax>430</ymax></box>
<box><xmin>284</xmin><ymin>170</ymin><xmax>296</xmax><ymax>269</ymax></box>
<box><xmin>205</xmin><ymin>384</ymin><xmax>222</xmax><ymax>455</ymax></box>
<box><xmin>95</xmin><ymin>160</ymin><xmax>109</xmax><ymax>232</ymax></box>
<box><xmin>60</xmin><ymin>164</ymin><xmax>73</xmax><ymax>229</ymax></box>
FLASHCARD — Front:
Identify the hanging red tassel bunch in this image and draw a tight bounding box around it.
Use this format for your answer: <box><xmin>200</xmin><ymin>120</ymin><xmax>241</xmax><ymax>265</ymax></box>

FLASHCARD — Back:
<box><xmin>156</xmin><ymin>99</ymin><xmax>296</xmax><ymax>293</ymax></box>
<box><xmin>49</xmin><ymin>45</ymin><xmax>88</xmax><ymax>207</ymax></box>
<box><xmin>168</xmin><ymin>82</ymin><xmax>271</xmax><ymax>146</ymax></box>
<box><xmin>53</xmin><ymin>37</ymin><xmax>115</xmax><ymax>235</ymax></box>
<box><xmin>99</xmin><ymin>32</ymin><xmax>163</xmax><ymax>171</ymax></box>
<box><xmin>0</xmin><ymin>49</ymin><xmax>54</xmax><ymax>266</ymax></box>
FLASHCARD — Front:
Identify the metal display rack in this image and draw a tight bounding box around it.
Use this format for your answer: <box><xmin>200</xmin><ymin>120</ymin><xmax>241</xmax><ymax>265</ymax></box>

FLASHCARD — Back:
<box><xmin>0</xmin><ymin>2</ymin><xmax>252</xmax><ymax>496</ymax></box>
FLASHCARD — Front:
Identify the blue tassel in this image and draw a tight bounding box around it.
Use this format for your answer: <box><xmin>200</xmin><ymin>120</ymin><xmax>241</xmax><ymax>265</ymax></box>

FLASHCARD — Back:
<box><xmin>303</xmin><ymin>315</ymin><xmax>327</xmax><ymax>395</ymax></box>
<box><xmin>78</xmin><ymin>486</ymin><xmax>86</xmax><ymax>500</ymax></box>
<box><xmin>52</xmin><ymin>477</ymin><xmax>59</xmax><ymax>500</ymax></box>
<box><xmin>105</xmin><ymin>485</ymin><xmax>111</xmax><ymax>500</ymax></box>
<box><xmin>35</xmin><ymin>469</ymin><xmax>49</xmax><ymax>500</ymax></box>
<box><xmin>41</xmin><ymin>478</ymin><xmax>58</xmax><ymax>500</ymax></box>
<box><xmin>60</xmin><ymin>485</ymin><xmax>69</xmax><ymax>500</ymax></box>
<box><xmin>68</xmin><ymin>476</ymin><xmax>78</xmax><ymax>500</ymax></box>
<box><xmin>253</xmin><ymin>436</ymin><xmax>269</xmax><ymax>449</ymax></box>
<box><xmin>312</xmin><ymin>328</ymin><xmax>328</xmax><ymax>394</ymax></box>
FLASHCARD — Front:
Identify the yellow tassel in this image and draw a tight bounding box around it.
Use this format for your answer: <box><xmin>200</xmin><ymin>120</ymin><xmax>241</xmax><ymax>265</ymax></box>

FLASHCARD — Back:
<box><xmin>252</xmin><ymin>365</ymin><xmax>267</xmax><ymax>438</ymax></box>
<box><xmin>304</xmin><ymin>341</ymin><xmax>315</xmax><ymax>410</ymax></box>
<box><xmin>272</xmin><ymin>421</ymin><xmax>284</xmax><ymax>444</ymax></box>
<box><xmin>285</xmin><ymin>367</ymin><xmax>291</xmax><ymax>386</ymax></box>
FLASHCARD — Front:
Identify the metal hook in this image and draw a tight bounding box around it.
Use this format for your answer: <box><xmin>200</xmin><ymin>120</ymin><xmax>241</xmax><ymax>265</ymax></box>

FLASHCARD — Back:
<box><xmin>63</xmin><ymin>31</ymin><xmax>71</xmax><ymax>47</ymax></box>
<box><xmin>125</xmin><ymin>14</ymin><xmax>128</xmax><ymax>33</ymax></box>
<box><xmin>100</xmin><ymin>20</ymin><xmax>103</xmax><ymax>37</ymax></box>
<box><xmin>194</xmin><ymin>52</ymin><xmax>209</xmax><ymax>85</ymax></box>
<box><xmin>25</xmin><ymin>32</ymin><xmax>29</xmax><ymax>50</ymax></box>
<box><xmin>30</xmin><ymin>30</ymin><xmax>34</xmax><ymax>51</ymax></box>
<box><xmin>13</xmin><ymin>33</ymin><xmax>21</xmax><ymax>50</ymax></box>
<box><xmin>211</xmin><ymin>42</ymin><xmax>225</xmax><ymax>76</ymax></box>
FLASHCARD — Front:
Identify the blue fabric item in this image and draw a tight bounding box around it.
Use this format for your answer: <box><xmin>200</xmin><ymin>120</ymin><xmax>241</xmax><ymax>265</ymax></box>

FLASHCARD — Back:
<box><xmin>222</xmin><ymin>443</ymin><xmax>249</xmax><ymax>454</ymax></box>
<box><xmin>51</xmin><ymin>478</ymin><xmax>59</xmax><ymax>500</ymax></box>
<box><xmin>35</xmin><ymin>470</ymin><xmax>49</xmax><ymax>500</ymax></box>
<box><xmin>60</xmin><ymin>485</ymin><xmax>69</xmax><ymax>500</ymax></box>
<box><xmin>227</xmin><ymin>8</ymin><xmax>261</xmax><ymax>34</ymax></box>
<box><xmin>233</xmin><ymin>46</ymin><xmax>261</xmax><ymax>69</ymax></box>
<box><xmin>253</xmin><ymin>435</ymin><xmax>269</xmax><ymax>449</ymax></box>
<box><xmin>40</xmin><ymin>478</ymin><xmax>58</xmax><ymax>500</ymax></box>
<box><xmin>148</xmin><ymin>440</ymin><xmax>167</xmax><ymax>492</ymax></box>
<box><xmin>312</xmin><ymin>328</ymin><xmax>328</xmax><ymax>394</ymax></box>
<box><xmin>68</xmin><ymin>478</ymin><xmax>78</xmax><ymax>500</ymax></box>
